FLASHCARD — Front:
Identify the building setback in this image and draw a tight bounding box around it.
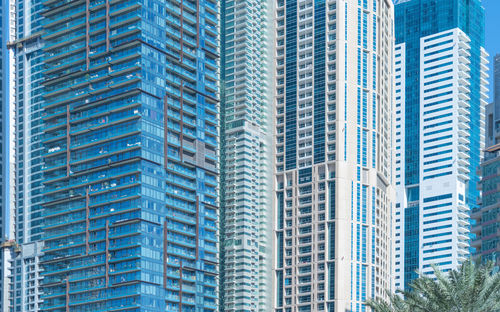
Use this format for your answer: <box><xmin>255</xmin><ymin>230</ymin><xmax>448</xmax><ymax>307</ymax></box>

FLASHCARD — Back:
<box><xmin>40</xmin><ymin>0</ymin><xmax>219</xmax><ymax>311</ymax></box>
<box><xmin>393</xmin><ymin>0</ymin><xmax>489</xmax><ymax>290</ymax></box>
<box><xmin>273</xmin><ymin>0</ymin><xmax>395</xmax><ymax>311</ymax></box>
<box><xmin>219</xmin><ymin>0</ymin><xmax>272</xmax><ymax>310</ymax></box>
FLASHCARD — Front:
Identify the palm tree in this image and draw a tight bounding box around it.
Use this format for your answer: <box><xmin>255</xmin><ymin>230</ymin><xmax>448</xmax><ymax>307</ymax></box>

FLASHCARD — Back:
<box><xmin>366</xmin><ymin>261</ymin><xmax>500</xmax><ymax>312</ymax></box>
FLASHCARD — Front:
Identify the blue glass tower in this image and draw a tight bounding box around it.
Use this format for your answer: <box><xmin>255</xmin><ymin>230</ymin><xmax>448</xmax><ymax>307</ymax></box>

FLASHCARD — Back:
<box><xmin>40</xmin><ymin>0</ymin><xmax>219</xmax><ymax>311</ymax></box>
<box><xmin>0</xmin><ymin>0</ymin><xmax>11</xmax><ymax>242</ymax></box>
<box><xmin>472</xmin><ymin>55</ymin><xmax>500</xmax><ymax>266</ymax></box>
<box><xmin>494</xmin><ymin>54</ymin><xmax>500</xmax><ymax>115</ymax></box>
<box><xmin>394</xmin><ymin>0</ymin><xmax>488</xmax><ymax>289</ymax></box>
<box><xmin>13</xmin><ymin>0</ymin><xmax>45</xmax><ymax>246</ymax></box>
<box><xmin>0</xmin><ymin>1</ymin><xmax>14</xmax><ymax>311</ymax></box>
<box><xmin>9</xmin><ymin>1</ymin><xmax>47</xmax><ymax>311</ymax></box>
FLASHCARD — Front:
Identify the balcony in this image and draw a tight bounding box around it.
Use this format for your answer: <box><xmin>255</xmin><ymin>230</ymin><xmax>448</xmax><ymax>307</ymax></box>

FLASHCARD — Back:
<box><xmin>44</xmin><ymin>4</ymin><xmax>86</xmax><ymax>28</ymax></box>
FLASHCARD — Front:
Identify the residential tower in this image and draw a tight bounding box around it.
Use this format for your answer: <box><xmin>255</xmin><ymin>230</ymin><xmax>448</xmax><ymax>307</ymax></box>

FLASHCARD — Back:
<box><xmin>40</xmin><ymin>0</ymin><xmax>220</xmax><ymax>311</ymax></box>
<box><xmin>393</xmin><ymin>0</ymin><xmax>489</xmax><ymax>289</ymax></box>
<box><xmin>220</xmin><ymin>0</ymin><xmax>272</xmax><ymax>310</ymax></box>
<box><xmin>273</xmin><ymin>0</ymin><xmax>395</xmax><ymax>311</ymax></box>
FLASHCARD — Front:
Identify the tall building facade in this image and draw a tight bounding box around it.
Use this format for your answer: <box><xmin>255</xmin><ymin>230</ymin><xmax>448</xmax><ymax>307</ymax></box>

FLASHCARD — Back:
<box><xmin>13</xmin><ymin>0</ymin><xmax>45</xmax><ymax>246</ymax></box>
<box><xmin>219</xmin><ymin>0</ymin><xmax>272</xmax><ymax>310</ymax></box>
<box><xmin>472</xmin><ymin>144</ymin><xmax>500</xmax><ymax>265</ymax></box>
<box><xmin>393</xmin><ymin>0</ymin><xmax>489</xmax><ymax>289</ymax></box>
<box><xmin>1</xmin><ymin>0</ymin><xmax>17</xmax><ymax>311</ymax></box>
<box><xmin>472</xmin><ymin>54</ymin><xmax>500</xmax><ymax>266</ymax></box>
<box><xmin>10</xmin><ymin>241</ymin><xmax>43</xmax><ymax>312</ymax></box>
<box><xmin>273</xmin><ymin>1</ymin><xmax>395</xmax><ymax>311</ymax></box>
<box><xmin>485</xmin><ymin>55</ymin><xmax>500</xmax><ymax>147</ymax></box>
<box><xmin>0</xmin><ymin>0</ymin><xmax>9</xmax><ymax>243</ymax></box>
<box><xmin>40</xmin><ymin>0</ymin><xmax>219</xmax><ymax>311</ymax></box>
<box><xmin>1</xmin><ymin>0</ymin><xmax>16</xmax><ymax>243</ymax></box>
<box><xmin>494</xmin><ymin>54</ymin><xmax>500</xmax><ymax>113</ymax></box>
<box><xmin>8</xmin><ymin>0</ymin><xmax>46</xmax><ymax>310</ymax></box>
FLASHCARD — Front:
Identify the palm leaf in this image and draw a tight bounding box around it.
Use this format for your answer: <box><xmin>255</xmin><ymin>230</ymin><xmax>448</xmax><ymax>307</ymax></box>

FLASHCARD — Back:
<box><xmin>366</xmin><ymin>261</ymin><xmax>500</xmax><ymax>312</ymax></box>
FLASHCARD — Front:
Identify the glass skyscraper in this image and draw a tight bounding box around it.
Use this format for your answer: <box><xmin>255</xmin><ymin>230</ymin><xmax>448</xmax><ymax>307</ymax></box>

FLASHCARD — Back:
<box><xmin>472</xmin><ymin>145</ymin><xmax>500</xmax><ymax>266</ymax></box>
<box><xmin>40</xmin><ymin>0</ymin><xmax>219</xmax><ymax>311</ymax></box>
<box><xmin>1</xmin><ymin>0</ymin><xmax>16</xmax><ymax>311</ymax></box>
<box><xmin>273</xmin><ymin>1</ymin><xmax>395</xmax><ymax>311</ymax></box>
<box><xmin>13</xmin><ymin>0</ymin><xmax>45</xmax><ymax>246</ymax></box>
<box><xmin>394</xmin><ymin>0</ymin><xmax>489</xmax><ymax>289</ymax></box>
<box><xmin>485</xmin><ymin>56</ymin><xmax>499</xmax><ymax>151</ymax></box>
<box><xmin>0</xmin><ymin>1</ymin><xmax>5</xmax><ymax>310</ymax></box>
<box><xmin>219</xmin><ymin>0</ymin><xmax>272</xmax><ymax>310</ymax></box>
<box><xmin>472</xmin><ymin>54</ymin><xmax>500</xmax><ymax>267</ymax></box>
<box><xmin>494</xmin><ymin>54</ymin><xmax>500</xmax><ymax>117</ymax></box>
<box><xmin>8</xmin><ymin>1</ymin><xmax>46</xmax><ymax>311</ymax></box>
<box><xmin>0</xmin><ymin>0</ymin><xmax>6</xmax><ymax>245</ymax></box>
<box><xmin>1</xmin><ymin>0</ymin><xmax>15</xmax><ymax>244</ymax></box>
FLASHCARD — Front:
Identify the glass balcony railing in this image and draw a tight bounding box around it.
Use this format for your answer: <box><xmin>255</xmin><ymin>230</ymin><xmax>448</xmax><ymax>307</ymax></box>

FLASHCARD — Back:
<box><xmin>90</xmin><ymin>8</ymin><xmax>106</xmax><ymax>21</ymax></box>
<box><xmin>45</xmin><ymin>210</ymin><xmax>86</xmax><ymax>228</ymax></box>
<box><xmin>183</xmin><ymin>0</ymin><xmax>197</xmax><ymax>12</ymax></box>
<box><xmin>90</xmin><ymin>0</ymin><xmax>105</xmax><ymax>9</ymax></box>
<box><xmin>71</xmin><ymin>123</ymin><xmax>139</xmax><ymax>149</ymax></box>
<box><xmin>43</xmin><ymin>105</ymin><xmax>68</xmax><ymax>120</ymax></box>
<box><xmin>167</xmin><ymin>232</ymin><xmax>196</xmax><ymax>247</ymax></box>
<box><xmin>182</xmin><ymin>22</ymin><xmax>197</xmax><ymax>35</ymax></box>
<box><xmin>45</xmin><ymin>80</ymin><xmax>139</xmax><ymax>108</ymax></box>
<box><xmin>90</xmin><ymin>21</ymin><xmax>106</xmax><ymax>33</ymax></box>
<box><xmin>90</xmin><ymin>186</ymin><xmax>140</xmax><ymax>207</ymax></box>
<box><xmin>205</xmin><ymin>1</ymin><xmax>217</xmax><ymax>12</ymax></box>
<box><xmin>110</xmin><ymin>10</ymin><xmax>141</xmax><ymax>27</ymax></box>
<box><xmin>45</xmin><ymin>41</ymin><xmax>86</xmax><ymax>64</ymax></box>
<box><xmin>46</xmin><ymin>53</ymin><xmax>86</xmax><ymax>72</ymax></box>
<box><xmin>167</xmin><ymin>209</ymin><xmax>196</xmax><ymax>225</ymax></box>
<box><xmin>109</xmin><ymin>24</ymin><xmax>140</xmax><ymax>39</ymax></box>
<box><xmin>166</xmin><ymin>222</ymin><xmax>196</xmax><ymax>236</ymax></box>
<box><xmin>72</xmin><ymin>95</ymin><xmax>139</xmax><ymax>121</ymax></box>
<box><xmin>42</xmin><ymin>129</ymin><xmax>67</xmax><ymax>143</ymax></box>
<box><xmin>43</xmin><ymin>200</ymin><xmax>86</xmax><ymax>217</ymax></box>
<box><xmin>166</xmin><ymin>15</ymin><xmax>181</xmax><ymax>28</ymax></box>
<box><xmin>44</xmin><ymin>30</ymin><xmax>86</xmax><ymax>51</ymax></box>
<box><xmin>44</xmin><ymin>5</ymin><xmax>86</xmax><ymax>26</ymax></box>
<box><xmin>44</xmin><ymin>235</ymin><xmax>86</xmax><ymax>251</ymax></box>
<box><xmin>183</xmin><ymin>11</ymin><xmax>197</xmax><ymax>25</ymax></box>
<box><xmin>46</xmin><ymin>169</ymin><xmax>140</xmax><ymax>199</ymax></box>
<box><xmin>44</xmin><ymin>63</ymin><xmax>87</xmax><ymax>84</ymax></box>
<box><xmin>110</xmin><ymin>0</ymin><xmax>139</xmax><ymax>14</ymax></box>
<box><xmin>44</xmin><ymin>224</ymin><xmax>86</xmax><ymax>240</ymax></box>
<box><xmin>44</xmin><ymin>17</ymin><xmax>86</xmax><ymax>38</ymax></box>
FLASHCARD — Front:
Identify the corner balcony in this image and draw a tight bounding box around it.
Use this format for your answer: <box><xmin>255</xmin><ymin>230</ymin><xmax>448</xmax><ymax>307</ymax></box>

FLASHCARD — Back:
<box><xmin>457</xmin><ymin>216</ymin><xmax>470</xmax><ymax>227</ymax></box>
<box><xmin>457</xmin><ymin>224</ymin><xmax>470</xmax><ymax>234</ymax></box>
<box><xmin>457</xmin><ymin>135</ymin><xmax>470</xmax><ymax>145</ymax></box>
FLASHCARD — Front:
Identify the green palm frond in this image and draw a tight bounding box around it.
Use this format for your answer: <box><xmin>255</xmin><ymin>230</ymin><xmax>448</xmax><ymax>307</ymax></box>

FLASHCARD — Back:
<box><xmin>366</xmin><ymin>261</ymin><xmax>500</xmax><ymax>312</ymax></box>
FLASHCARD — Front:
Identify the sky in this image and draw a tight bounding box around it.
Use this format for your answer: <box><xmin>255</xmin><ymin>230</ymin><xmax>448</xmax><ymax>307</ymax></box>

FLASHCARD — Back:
<box><xmin>483</xmin><ymin>0</ymin><xmax>499</xmax><ymax>98</ymax></box>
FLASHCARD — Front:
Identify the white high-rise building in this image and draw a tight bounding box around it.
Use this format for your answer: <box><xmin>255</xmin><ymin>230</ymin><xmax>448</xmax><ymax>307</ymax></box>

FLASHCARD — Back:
<box><xmin>219</xmin><ymin>0</ymin><xmax>272</xmax><ymax>310</ymax></box>
<box><xmin>393</xmin><ymin>0</ymin><xmax>489</xmax><ymax>290</ymax></box>
<box><xmin>273</xmin><ymin>0</ymin><xmax>395</xmax><ymax>311</ymax></box>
